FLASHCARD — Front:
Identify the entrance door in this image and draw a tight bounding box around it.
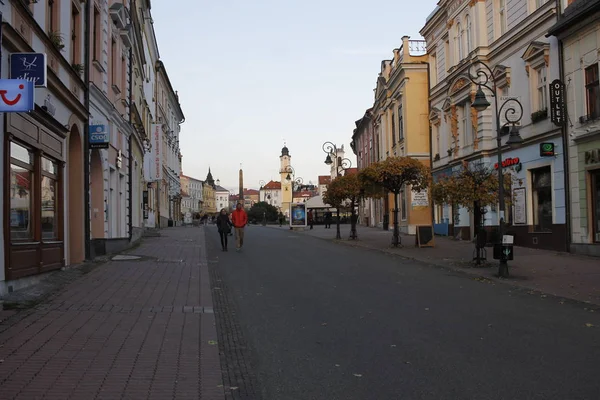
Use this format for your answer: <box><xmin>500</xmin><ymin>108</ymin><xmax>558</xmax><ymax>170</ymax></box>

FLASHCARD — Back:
<box><xmin>592</xmin><ymin>170</ymin><xmax>600</xmax><ymax>243</ymax></box>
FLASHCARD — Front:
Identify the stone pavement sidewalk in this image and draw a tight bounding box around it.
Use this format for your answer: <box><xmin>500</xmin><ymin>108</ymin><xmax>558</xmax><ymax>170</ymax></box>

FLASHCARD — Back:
<box><xmin>0</xmin><ymin>227</ymin><xmax>224</xmax><ymax>400</ymax></box>
<box><xmin>275</xmin><ymin>224</ymin><xmax>600</xmax><ymax>307</ymax></box>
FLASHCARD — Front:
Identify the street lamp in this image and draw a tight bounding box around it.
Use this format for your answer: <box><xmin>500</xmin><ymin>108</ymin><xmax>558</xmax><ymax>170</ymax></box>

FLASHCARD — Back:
<box><xmin>283</xmin><ymin>165</ymin><xmax>303</xmax><ymax>190</ymax></box>
<box><xmin>466</xmin><ymin>60</ymin><xmax>524</xmax><ymax>278</ymax></box>
<box><xmin>322</xmin><ymin>141</ymin><xmax>352</xmax><ymax>239</ymax></box>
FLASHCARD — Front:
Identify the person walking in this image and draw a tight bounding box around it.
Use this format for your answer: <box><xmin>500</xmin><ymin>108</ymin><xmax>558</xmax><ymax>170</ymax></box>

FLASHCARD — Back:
<box><xmin>231</xmin><ymin>203</ymin><xmax>248</xmax><ymax>251</ymax></box>
<box><xmin>216</xmin><ymin>208</ymin><xmax>233</xmax><ymax>251</ymax></box>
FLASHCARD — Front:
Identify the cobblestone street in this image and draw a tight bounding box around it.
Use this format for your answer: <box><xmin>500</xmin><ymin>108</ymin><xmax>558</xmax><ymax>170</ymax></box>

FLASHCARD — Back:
<box><xmin>0</xmin><ymin>227</ymin><xmax>224</xmax><ymax>400</ymax></box>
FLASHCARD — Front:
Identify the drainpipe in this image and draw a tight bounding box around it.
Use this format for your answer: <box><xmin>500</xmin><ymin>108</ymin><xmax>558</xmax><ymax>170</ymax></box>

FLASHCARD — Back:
<box><xmin>83</xmin><ymin>0</ymin><xmax>92</xmax><ymax>259</ymax></box>
<box><xmin>127</xmin><ymin>44</ymin><xmax>133</xmax><ymax>242</ymax></box>
<box><xmin>425</xmin><ymin>60</ymin><xmax>435</xmax><ymax>228</ymax></box>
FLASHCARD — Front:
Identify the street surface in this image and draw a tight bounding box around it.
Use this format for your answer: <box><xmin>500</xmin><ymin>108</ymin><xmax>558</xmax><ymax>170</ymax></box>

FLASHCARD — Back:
<box><xmin>207</xmin><ymin>225</ymin><xmax>600</xmax><ymax>400</ymax></box>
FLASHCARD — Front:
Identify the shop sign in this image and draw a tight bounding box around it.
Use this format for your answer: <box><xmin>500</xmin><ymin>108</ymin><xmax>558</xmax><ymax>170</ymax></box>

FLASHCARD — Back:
<box><xmin>585</xmin><ymin>148</ymin><xmax>600</xmax><ymax>165</ymax></box>
<box><xmin>549</xmin><ymin>79</ymin><xmax>566</xmax><ymax>127</ymax></box>
<box><xmin>540</xmin><ymin>142</ymin><xmax>555</xmax><ymax>157</ymax></box>
<box><xmin>89</xmin><ymin>125</ymin><xmax>109</xmax><ymax>149</ymax></box>
<box><xmin>9</xmin><ymin>53</ymin><xmax>47</xmax><ymax>87</ymax></box>
<box><xmin>0</xmin><ymin>79</ymin><xmax>34</xmax><ymax>112</ymax></box>
<box><xmin>494</xmin><ymin>157</ymin><xmax>520</xmax><ymax>169</ymax></box>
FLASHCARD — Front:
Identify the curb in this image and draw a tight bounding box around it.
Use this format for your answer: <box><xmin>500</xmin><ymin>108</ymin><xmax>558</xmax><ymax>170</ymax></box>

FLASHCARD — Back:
<box><xmin>308</xmin><ymin>233</ymin><xmax>600</xmax><ymax>310</ymax></box>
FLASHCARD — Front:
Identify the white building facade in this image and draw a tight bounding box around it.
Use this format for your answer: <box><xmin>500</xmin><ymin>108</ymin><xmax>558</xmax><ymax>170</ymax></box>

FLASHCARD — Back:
<box><xmin>259</xmin><ymin>181</ymin><xmax>282</xmax><ymax>209</ymax></box>
<box><xmin>549</xmin><ymin>0</ymin><xmax>600</xmax><ymax>256</ymax></box>
<box><xmin>215</xmin><ymin>184</ymin><xmax>230</xmax><ymax>212</ymax></box>
<box><xmin>422</xmin><ymin>0</ymin><xmax>567</xmax><ymax>251</ymax></box>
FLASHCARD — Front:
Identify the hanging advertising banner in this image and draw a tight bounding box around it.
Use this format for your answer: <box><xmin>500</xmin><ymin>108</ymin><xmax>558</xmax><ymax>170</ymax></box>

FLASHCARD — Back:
<box><xmin>89</xmin><ymin>124</ymin><xmax>109</xmax><ymax>149</ymax></box>
<box><xmin>149</xmin><ymin>123</ymin><xmax>163</xmax><ymax>181</ymax></box>
<box><xmin>9</xmin><ymin>53</ymin><xmax>47</xmax><ymax>87</ymax></box>
<box><xmin>549</xmin><ymin>79</ymin><xmax>566</xmax><ymax>127</ymax></box>
<box><xmin>290</xmin><ymin>203</ymin><xmax>307</xmax><ymax>227</ymax></box>
<box><xmin>0</xmin><ymin>79</ymin><xmax>34</xmax><ymax>112</ymax></box>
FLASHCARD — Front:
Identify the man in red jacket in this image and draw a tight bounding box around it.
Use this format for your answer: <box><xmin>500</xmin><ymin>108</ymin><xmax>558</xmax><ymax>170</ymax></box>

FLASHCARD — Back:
<box><xmin>231</xmin><ymin>203</ymin><xmax>248</xmax><ymax>251</ymax></box>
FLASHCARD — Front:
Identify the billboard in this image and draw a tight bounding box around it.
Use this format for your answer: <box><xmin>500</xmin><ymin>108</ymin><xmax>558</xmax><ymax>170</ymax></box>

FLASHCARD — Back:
<box><xmin>290</xmin><ymin>203</ymin><xmax>307</xmax><ymax>227</ymax></box>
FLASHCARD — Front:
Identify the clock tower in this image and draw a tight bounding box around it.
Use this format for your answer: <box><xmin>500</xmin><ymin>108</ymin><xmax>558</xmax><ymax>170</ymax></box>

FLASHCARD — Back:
<box><xmin>279</xmin><ymin>144</ymin><xmax>292</xmax><ymax>217</ymax></box>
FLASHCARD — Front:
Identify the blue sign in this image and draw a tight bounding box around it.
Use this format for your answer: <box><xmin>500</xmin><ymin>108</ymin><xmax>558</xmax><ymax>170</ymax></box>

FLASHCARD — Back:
<box><xmin>89</xmin><ymin>125</ymin><xmax>109</xmax><ymax>149</ymax></box>
<box><xmin>9</xmin><ymin>53</ymin><xmax>47</xmax><ymax>87</ymax></box>
<box><xmin>0</xmin><ymin>79</ymin><xmax>35</xmax><ymax>112</ymax></box>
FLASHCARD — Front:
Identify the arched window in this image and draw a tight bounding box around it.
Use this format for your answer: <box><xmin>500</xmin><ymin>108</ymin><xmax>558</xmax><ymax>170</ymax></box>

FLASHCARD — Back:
<box><xmin>466</xmin><ymin>15</ymin><xmax>472</xmax><ymax>53</ymax></box>
<box><xmin>457</xmin><ymin>23</ymin><xmax>464</xmax><ymax>60</ymax></box>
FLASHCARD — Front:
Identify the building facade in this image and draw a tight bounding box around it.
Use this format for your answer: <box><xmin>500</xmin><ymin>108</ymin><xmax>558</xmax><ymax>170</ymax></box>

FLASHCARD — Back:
<box><xmin>202</xmin><ymin>169</ymin><xmax>216</xmax><ymax>215</ymax></box>
<box><xmin>155</xmin><ymin>61</ymin><xmax>184</xmax><ymax>227</ymax></box>
<box><xmin>88</xmin><ymin>0</ymin><xmax>134</xmax><ymax>257</ymax></box>
<box><xmin>259</xmin><ymin>180</ymin><xmax>282</xmax><ymax>209</ymax></box>
<box><xmin>180</xmin><ymin>174</ymin><xmax>203</xmax><ymax>215</ymax></box>
<box><xmin>215</xmin><ymin>183</ymin><xmax>230</xmax><ymax>213</ymax></box>
<box><xmin>2</xmin><ymin>0</ymin><xmax>88</xmax><ymax>292</ymax></box>
<box><xmin>421</xmin><ymin>0</ymin><xmax>566</xmax><ymax>250</ymax></box>
<box><xmin>549</xmin><ymin>0</ymin><xmax>600</xmax><ymax>256</ymax></box>
<box><xmin>352</xmin><ymin>109</ymin><xmax>379</xmax><ymax>227</ymax></box>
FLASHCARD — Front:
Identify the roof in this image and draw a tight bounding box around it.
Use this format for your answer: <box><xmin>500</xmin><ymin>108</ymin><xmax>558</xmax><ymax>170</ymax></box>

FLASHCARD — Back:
<box><xmin>243</xmin><ymin>189</ymin><xmax>260</xmax><ymax>195</ymax></box>
<box><xmin>548</xmin><ymin>0</ymin><xmax>600</xmax><ymax>36</ymax></box>
<box><xmin>214</xmin><ymin>185</ymin><xmax>229</xmax><ymax>192</ymax></box>
<box><xmin>262</xmin><ymin>180</ymin><xmax>281</xmax><ymax>190</ymax></box>
<box><xmin>345</xmin><ymin>168</ymin><xmax>359</xmax><ymax>175</ymax></box>
<box><xmin>318</xmin><ymin>175</ymin><xmax>332</xmax><ymax>185</ymax></box>
<box><xmin>305</xmin><ymin>194</ymin><xmax>332</xmax><ymax>209</ymax></box>
<box><xmin>293</xmin><ymin>191</ymin><xmax>315</xmax><ymax>199</ymax></box>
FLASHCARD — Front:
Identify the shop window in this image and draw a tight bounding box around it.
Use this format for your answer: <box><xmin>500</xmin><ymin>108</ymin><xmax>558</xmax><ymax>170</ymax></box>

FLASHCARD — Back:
<box><xmin>532</xmin><ymin>166</ymin><xmax>552</xmax><ymax>232</ymax></box>
<box><xmin>10</xmin><ymin>143</ymin><xmax>34</xmax><ymax>240</ymax></box>
<box><xmin>41</xmin><ymin>157</ymin><xmax>58</xmax><ymax>240</ymax></box>
<box><xmin>585</xmin><ymin>63</ymin><xmax>599</xmax><ymax>119</ymax></box>
<box><xmin>592</xmin><ymin>170</ymin><xmax>600</xmax><ymax>243</ymax></box>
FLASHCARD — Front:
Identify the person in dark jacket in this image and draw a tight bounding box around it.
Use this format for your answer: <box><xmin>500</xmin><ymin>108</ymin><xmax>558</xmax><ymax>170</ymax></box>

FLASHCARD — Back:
<box><xmin>216</xmin><ymin>208</ymin><xmax>233</xmax><ymax>251</ymax></box>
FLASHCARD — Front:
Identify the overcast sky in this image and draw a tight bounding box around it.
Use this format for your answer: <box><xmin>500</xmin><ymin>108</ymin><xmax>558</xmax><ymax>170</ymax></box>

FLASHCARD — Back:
<box><xmin>152</xmin><ymin>0</ymin><xmax>438</xmax><ymax>192</ymax></box>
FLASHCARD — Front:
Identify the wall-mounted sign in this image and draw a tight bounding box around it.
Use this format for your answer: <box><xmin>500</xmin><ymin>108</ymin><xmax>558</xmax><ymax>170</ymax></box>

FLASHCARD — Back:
<box><xmin>89</xmin><ymin>125</ymin><xmax>109</xmax><ymax>149</ymax></box>
<box><xmin>0</xmin><ymin>79</ymin><xmax>35</xmax><ymax>112</ymax></box>
<box><xmin>42</xmin><ymin>94</ymin><xmax>55</xmax><ymax>116</ymax></box>
<box><xmin>150</xmin><ymin>124</ymin><xmax>163</xmax><ymax>181</ymax></box>
<box><xmin>540</xmin><ymin>142</ymin><xmax>555</xmax><ymax>157</ymax></box>
<box><xmin>9</xmin><ymin>53</ymin><xmax>47</xmax><ymax>87</ymax></box>
<box><xmin>585</xmin><ymin>148</ymin><xmax>600</xmax><ymax>165</ymax></box>
<box><xmin>411</xmin><ymin>188</ymin><xmax>429</xmax><ymax>210</ymax></box>
<box><xmin>494</xmin><ymin>157</ymin><xmax>520</xmax><ymax>169</ymax></box>
<box><xmin>549</xmin><ymin>79</ymin><xmax>566</xmax><ymax>127</ymax></box>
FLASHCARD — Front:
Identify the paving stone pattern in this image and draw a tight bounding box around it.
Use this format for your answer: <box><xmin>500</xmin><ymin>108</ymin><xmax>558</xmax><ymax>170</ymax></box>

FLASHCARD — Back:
<box><xmin>0</xmin><ymin>227</ymin><xmax>225</xmax><ymax>400</ymax></box>
<box><xmin>205</xmin><ymin>236</ymin><xmax>261</xmax><ymax>400</ymax></box>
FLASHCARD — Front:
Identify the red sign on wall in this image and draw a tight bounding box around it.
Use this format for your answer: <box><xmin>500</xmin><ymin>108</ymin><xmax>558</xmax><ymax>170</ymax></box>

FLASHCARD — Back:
<box><xmin>494</xmin><ymin>157</ymin><xmax>520</xmax><ymax>169</ymax></box>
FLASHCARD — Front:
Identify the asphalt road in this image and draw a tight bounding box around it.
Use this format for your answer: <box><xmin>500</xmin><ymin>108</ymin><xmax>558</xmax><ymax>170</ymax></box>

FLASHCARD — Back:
<box><xmin>206</xmin><ymin>225</ymin><xmax>600</xmax><ymax>400</ymax></box>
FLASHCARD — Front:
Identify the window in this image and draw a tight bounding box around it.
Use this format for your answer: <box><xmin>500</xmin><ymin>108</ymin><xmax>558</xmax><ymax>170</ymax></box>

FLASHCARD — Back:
<box><xmin>401</xmin><ymin>185</ymin><xmax>408</xmax><ymax>221</ymax></box>
<box><xmin>498</xmin><ymin>0</ymin><xmax>506</xmax><ymax>36</ymax></box>
<box><xmin>111</xmin><ymin>38</ymin><xmax>118</xmax><ymax>89</ymax></box>
<box><xmin>121</xmin><ymin>55</ymin><xmax>127</xmax><ymax>91</ymax></box>
<box><xmin>398</xmin><ymin>104</ymin><xmax>404</xmax><ymax>141</ymax></box>
<box><xmin>536</xmin><ymin>65</ymin><xmax>547</xmax><ymax>111</ymax></box>
<box><xmin>93</xmin><ymin>7</ymin><xmax>100</xmax><ymax>61</ymax></box>
<box><xmin>391</xmin><ymin>112</ymin><xmax>396</xmax><ymax>146</ymax></box>
<box><xmin>41</xmin><ymin>158</ymin><xmax>58</xmax><ymax>240</ymax></box>
<box><xmin>47</xmin><ymin>0</ymin><xmax>59</xmax><ymax>33</ymax></box>
<box><xmin>71</xmin><ymin>3</ymin><xmax>81</xmax><ymax>64</ymax></box>
<box><xmin>444</xmin><ymin>39</ymin><xmax>450</xmax><ymax>70</ymax></box>
<box><xmin>585</xmin><ymin>64</ymin><xmax>600</xmax><ymax>119</ymax></box>
<box><xmin>461</xmin><ymin>106</ymin><xmax>468</xmax><ymax>147</ymax></box>
<box><xmin>10</xmin><ymin>143</ymin><xmax>34</xmax><ymax>240</ymax></box>
<box><xmin>592</xmin><ymin>170</ymin><xmax>600</xmax><ymax>243</ymax></box>
<box><xmin>457</xmin><ymin>23</ymin><xmax>463</xmax><ymax>60</ymax></box>
<box><xmin>532</xmin><ymin>166</ymin><xmax>552</xmax><ymax>232</ymax></box>
<box><xmin>465</xmin><ymin>15</ymin><xmax>472</xmax><ymax>53</ymax></box>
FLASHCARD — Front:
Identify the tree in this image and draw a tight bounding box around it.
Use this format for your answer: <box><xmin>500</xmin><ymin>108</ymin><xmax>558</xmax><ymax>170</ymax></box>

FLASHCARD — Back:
<box><xmin>431</xmin><ymin>162</ymin><xmax>514</xmax><ymax>211</ymax></box>
<box><xmin>322</xmin><ymin>173</ymin><xmax>365</xmax><ymax>239</ymax></box>
<box><xmin>248</xmin><ymin>202</ymin><xmax>278</xmax><ymax>224</ymax></box>
<box><xmin>359</xmin><ymin>157</ymin><xmax>431</xmax><ymax>246</ymax></box>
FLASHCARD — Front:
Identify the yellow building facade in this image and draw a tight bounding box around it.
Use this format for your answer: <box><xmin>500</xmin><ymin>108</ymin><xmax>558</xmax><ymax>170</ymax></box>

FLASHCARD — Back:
<box><xmin>372</xmin><ymin>36</ymin><xmax>432</xmax><ymax>235</ymax></box>
<box><xmin>202</xmin><ymin>169</ymin><xmax>217</xmax><ymax>215</ymax></box>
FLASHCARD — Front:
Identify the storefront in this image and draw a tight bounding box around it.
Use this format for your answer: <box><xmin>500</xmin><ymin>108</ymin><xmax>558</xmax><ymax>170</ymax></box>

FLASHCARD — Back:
<box><xmin>4</xmin><ymin>111</ymin><xmax>67</xmax><ymax>280</ymax></box>
<box><xmin>481</xmin><ymin>138</ymin><xmax>567</xmax><ymax>251</ymax></box>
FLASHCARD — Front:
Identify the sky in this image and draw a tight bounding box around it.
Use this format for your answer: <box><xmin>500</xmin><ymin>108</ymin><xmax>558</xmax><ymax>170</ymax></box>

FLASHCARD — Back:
<box><xmin>151</xmin><ymin>0</ymin><xmax>438</xmax><ymax>192</ymax></box>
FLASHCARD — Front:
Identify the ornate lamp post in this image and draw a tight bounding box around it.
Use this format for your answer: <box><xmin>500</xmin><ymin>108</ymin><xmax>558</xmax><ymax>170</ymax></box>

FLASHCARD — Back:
<box><xmin>467</xmin><ymin>60</ymin><xmax>524</xmax><ymax>278</ymax></box>
<box><xmin>322</xmin><ymin>141</ymin><xmax>352</xmax><ymax>239</ymax></box>
<box><xmin>283</xmin><ymin>165</ymin><xmax>303</xmax><ymax>191</ymax></box>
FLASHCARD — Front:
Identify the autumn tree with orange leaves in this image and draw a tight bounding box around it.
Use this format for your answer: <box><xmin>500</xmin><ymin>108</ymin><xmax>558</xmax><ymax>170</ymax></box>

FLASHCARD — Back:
<box><xmin>323</xmin><ymin>173</ymin><xmax>366</xmax><ymax>240</ymax></box>
<box><xmin>359</xmin><ymin>157</ymin><xmax>431</xmax><ymax>246</ymax></box>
